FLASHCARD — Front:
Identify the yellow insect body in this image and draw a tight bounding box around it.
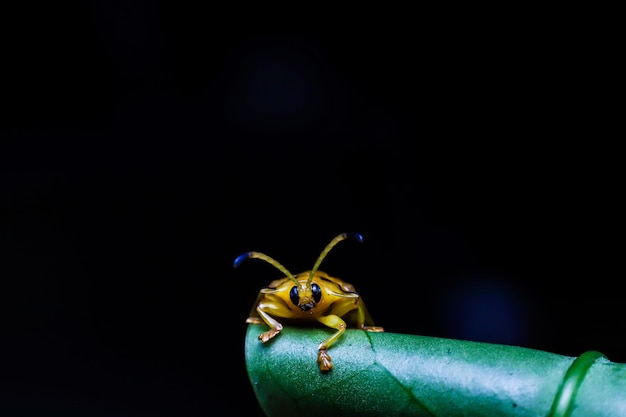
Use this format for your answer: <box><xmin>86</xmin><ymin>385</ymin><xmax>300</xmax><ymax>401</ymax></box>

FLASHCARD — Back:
<box><xmin>234</xmin><ymin>232</ymin><xmax>384</xmax><ymax>372</ymax></box>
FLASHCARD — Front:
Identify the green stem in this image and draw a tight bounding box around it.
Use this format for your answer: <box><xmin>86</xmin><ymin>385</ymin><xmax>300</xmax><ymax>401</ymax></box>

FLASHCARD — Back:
<box><xmin>245</xmin><ymin>325</ymin><xmax>626</xmax><ymax>417</ymax></box>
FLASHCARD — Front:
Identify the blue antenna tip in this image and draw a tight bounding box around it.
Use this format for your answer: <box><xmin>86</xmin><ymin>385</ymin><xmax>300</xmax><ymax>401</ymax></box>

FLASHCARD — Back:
<box><xmin>346</xmin><ymin>232</ymin><xmax>364</xmax><ymax>243</ymax></box>
<box><xmin>233</xmin><ymin>252</ymin><xmax>252</xmax><ymax>268</ymax></box>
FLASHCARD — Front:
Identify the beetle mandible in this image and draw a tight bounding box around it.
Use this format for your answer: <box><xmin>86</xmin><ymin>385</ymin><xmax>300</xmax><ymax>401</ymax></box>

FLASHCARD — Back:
<box><xmin>234</xmin><ymin>232</ymin><xmax>384</xmax><ymax>373</ymax></box>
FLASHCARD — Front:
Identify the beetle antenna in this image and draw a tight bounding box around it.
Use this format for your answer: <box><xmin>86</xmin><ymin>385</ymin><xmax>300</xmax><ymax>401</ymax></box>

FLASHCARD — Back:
<box><xmin>233</xmin><ymin>251</ymin><xmax>299</xmax><ymax>285</ymax></box>
<box><xmin>306</xmin><ymin>232</ymin><xmax>363</xmax><ymax>286</ymax></box>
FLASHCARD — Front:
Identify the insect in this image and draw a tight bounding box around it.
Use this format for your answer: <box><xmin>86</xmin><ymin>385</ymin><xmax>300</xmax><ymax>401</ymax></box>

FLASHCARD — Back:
<box><xmin>234</xmin><ymin>232</ymin><xmax>384</xmax><ymax>373</ymax></box>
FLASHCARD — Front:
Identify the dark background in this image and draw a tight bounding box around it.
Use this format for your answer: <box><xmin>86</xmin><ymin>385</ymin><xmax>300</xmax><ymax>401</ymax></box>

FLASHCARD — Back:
<box><xmin>1</xmin><ymin>3</ymin><xmax>620</xmax><ymax>416</ymax></box>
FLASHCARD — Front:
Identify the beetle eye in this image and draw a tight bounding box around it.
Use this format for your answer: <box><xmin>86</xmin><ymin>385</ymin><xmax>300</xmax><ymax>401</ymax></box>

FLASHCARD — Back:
<box><xmin>289</xmin><ymin>286</ymin><xmax>299</xmax><ymax>306</ymax></box>
<box><xmin>311</xmin><ymin>283</ymin><xmax>322</xmax><ymax>303</ymax></box>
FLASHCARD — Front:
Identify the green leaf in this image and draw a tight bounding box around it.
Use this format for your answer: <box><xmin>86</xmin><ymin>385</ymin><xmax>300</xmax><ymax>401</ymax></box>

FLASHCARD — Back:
<box><xmin>245</xmin><ymin>324</ymin><xmax>626</xmax><ymax>417</ymax></box>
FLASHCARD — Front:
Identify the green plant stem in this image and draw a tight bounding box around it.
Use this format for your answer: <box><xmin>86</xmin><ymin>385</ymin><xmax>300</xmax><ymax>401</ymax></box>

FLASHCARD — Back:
<box><xmin>245</xmin><ymin>325</ymin><xmax>626</xmax><ymax>417</ymax></box>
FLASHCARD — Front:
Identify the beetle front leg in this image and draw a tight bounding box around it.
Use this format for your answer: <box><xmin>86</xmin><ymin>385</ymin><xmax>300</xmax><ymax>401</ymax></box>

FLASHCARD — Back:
<box><xmin>254</xmin><ymin>302</ymin><xmax>287</xmax><ymax>343</ymax></box>
<box><xmin>316</xmin><ymin>314</ymin><xmax>347</xmax><ymax>372</ymax></box>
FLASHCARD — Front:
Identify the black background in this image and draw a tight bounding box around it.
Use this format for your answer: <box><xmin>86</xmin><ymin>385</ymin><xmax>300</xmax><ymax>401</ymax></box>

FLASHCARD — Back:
<box><xmin>1</xmin><ymin>3</ymin><xmax>620</xmax><ymax>416</ymax></box>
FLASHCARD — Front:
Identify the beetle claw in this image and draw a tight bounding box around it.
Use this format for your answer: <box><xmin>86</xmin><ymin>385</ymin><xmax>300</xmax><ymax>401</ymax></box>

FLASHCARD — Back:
<box><xmin>246</xmin><ymin>317</ymin><xmax>264</xmax><ymax>325</ymax></box>
<box><xmin>362</xmin><ymin>325</ymin><xmax>385</xmax><ymax>332</ymax></box>
<box><xmin>259</xmin><ymin>328</ymin><xmax>280</xmax><ymax>343</ymax></box>
<box><xmin>317</xmin><ymin>349</ymin><xmax>333</xmax><ymax>372</ymax></box>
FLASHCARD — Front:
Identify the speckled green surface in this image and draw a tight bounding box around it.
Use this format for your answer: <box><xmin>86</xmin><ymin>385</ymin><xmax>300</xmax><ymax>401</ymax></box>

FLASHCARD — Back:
<box><xmin>245</xmin><ymin>325</ymin><xmax>626</xmax><ymax>417</ymax></box>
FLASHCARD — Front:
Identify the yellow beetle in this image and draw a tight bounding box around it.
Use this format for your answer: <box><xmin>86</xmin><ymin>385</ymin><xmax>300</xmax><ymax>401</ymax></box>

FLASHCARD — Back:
<box><xmin>234</xmin><ymin>232</ymin><xmax>384</xmax><ymax>372</ymax></box>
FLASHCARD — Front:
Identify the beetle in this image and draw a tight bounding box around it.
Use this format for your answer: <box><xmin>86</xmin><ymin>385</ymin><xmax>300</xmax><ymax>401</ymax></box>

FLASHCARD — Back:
<box><xmin>234</xmin><ymin>232</ymin><xmax>384</xmax><ymax>373</ymax></box>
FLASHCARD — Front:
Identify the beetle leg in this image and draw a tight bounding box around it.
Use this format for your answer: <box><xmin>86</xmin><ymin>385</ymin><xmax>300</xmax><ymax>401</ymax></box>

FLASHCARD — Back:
<box><xmin>316</xmin><ymin>314</ymin><xmax>348</xmax><ymax>372</ymax></box>
<box><xmin>355</xmin><ymin>300</ymin><xmax>385</xmax><ymax>332</ymax></box>
<box><xmin>254</xmin><ymin>302</ymin><xmax>288</xmax><ymax>343</ymax></box>
<box><xmin>356</xmin><ymin>299</ymin><xmax>385</xmax><ymax>332</ymax></box>
<box><xmin>362</xmin><ymin>324</ymin><xmax>384</xmax><ymax>332</ymax></box>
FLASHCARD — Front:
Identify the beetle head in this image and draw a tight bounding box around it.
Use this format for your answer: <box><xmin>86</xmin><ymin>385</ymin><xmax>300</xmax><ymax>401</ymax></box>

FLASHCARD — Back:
<box><xmin>290</xmin><ymin>281</ymin><xmax>322</xmax><ymax>312</ymax></box>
